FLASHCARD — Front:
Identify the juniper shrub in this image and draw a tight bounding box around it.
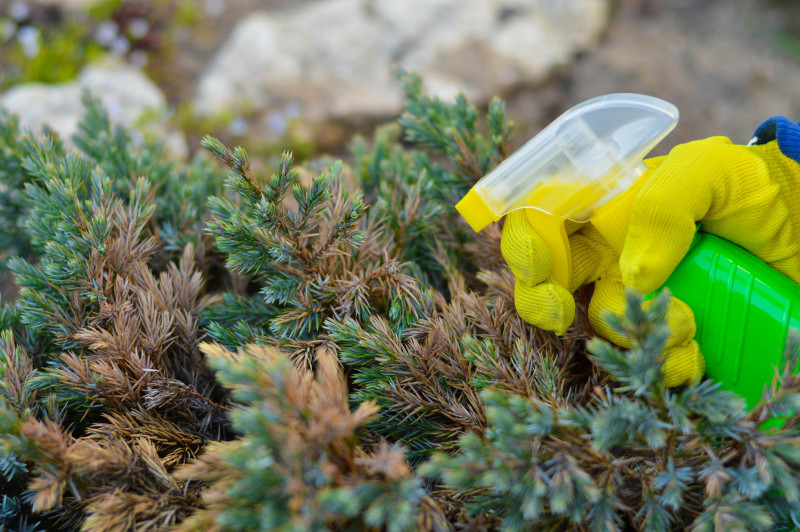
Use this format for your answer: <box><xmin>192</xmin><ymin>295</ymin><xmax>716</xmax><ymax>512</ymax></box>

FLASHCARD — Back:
<box><xmin>0</xmin><ymin>72</ymin><xmax>799</xmax><ymax>531</ymax></box>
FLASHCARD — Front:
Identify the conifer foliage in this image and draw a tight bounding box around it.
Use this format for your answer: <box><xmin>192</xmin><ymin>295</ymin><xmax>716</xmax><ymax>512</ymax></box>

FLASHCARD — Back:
<box><xmin>1</xmin><ymin>72</ymin><xmax>800</xmax><ymax>531</ymax></box>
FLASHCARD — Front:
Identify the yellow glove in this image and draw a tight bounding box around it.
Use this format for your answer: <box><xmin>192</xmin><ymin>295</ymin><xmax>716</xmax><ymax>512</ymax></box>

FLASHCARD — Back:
<box><xmin>502</xmin><ymin>135</ymin><xmax>800</xmax><ymax>387</ymax></box>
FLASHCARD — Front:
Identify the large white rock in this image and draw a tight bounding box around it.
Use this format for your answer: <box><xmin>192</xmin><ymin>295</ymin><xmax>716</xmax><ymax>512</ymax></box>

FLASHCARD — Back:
<box><xmin>0</xmin><ymin>59</ymin><xmax>187</xmax><ymax>158</ymax></box>
<box><xmin>194</xmin><ymin>0</ymin><xmax>609</xmax><ymax>139</ymax></box>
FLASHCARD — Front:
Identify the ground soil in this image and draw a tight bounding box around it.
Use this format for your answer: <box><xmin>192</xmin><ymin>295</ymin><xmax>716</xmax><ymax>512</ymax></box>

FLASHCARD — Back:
<box><xmin>506</xmin><ymin>0</ymin><xmax>800</xmax><ymax>153</ymax></box>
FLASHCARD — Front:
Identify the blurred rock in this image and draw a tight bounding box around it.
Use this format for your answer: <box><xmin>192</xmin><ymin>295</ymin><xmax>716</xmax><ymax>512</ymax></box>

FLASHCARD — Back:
<box><xmin>194</xmin><ymin>0</ymin><xmax>609</xmax><ymax>147</ymax></box>
<box><xmin>0</xmin><ymin>59</ymin><xmax>188</xmax><ymax>158</ymax></box>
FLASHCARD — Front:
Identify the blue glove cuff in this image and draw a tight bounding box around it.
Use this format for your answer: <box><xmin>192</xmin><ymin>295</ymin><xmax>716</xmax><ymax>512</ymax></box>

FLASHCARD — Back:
<box><xmin>751</xmin><ymin>116</ymin><xmax>800</xmax><ymax>163</ymax></box>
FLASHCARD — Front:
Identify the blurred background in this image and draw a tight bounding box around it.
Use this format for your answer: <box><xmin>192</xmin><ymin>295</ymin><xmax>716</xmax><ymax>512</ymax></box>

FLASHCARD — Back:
<box><xmin>1</xmin><ymin>0</ymin><xmax>799</xmax><ymax>161</ymax></box>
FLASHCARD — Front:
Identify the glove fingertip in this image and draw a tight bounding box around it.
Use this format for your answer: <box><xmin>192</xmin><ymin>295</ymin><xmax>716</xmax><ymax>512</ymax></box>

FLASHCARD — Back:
<box><xmin>619</xmin><ymin>254</ymin><xmax>669</xmax><ymax>295</ymax></box>
<box><xmin>514</xmin><ymin>280</ymin><xmax>575</xmax><ymax>334</ymax></box>
<box><xmin>662</xmin><ymin>341</ymin><xmax>706</xmax><ymax>387</ymax></box>
<box><xmin>619</xmin><ymin>225</ymin><xmax>696</xmax><ymax>295</ymax></box>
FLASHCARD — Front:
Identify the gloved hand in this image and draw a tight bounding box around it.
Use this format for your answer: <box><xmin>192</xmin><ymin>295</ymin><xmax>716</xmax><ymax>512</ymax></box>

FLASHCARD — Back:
<box><xmin>502</xmin><ymin>119</ymin><xmax>800</xmax><ymax>387</ymax></box>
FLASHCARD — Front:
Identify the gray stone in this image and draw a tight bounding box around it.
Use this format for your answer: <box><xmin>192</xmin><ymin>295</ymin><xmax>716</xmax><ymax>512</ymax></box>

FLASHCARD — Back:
<box><xmin>194</xmin><ymin>0</ymin><xmax>609</xmax><ymax>144</ymax></box>
<box><xmin>0</xmin><ymin>59</ymin><xmax>188</xmax><ymax>158</ymax></box>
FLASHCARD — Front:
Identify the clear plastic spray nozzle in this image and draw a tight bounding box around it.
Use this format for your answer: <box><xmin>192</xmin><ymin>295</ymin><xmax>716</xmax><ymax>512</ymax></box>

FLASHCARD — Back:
<box><xmin>456</xmin><ymin>94</ymin><xmax>679</xmax><ymax>232</ymax></box>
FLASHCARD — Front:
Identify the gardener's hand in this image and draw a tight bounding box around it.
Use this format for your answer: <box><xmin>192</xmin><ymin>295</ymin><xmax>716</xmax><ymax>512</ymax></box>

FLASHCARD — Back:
<box><xmin>502</xmin><ymin>120</ymin><xmax>800</xmax><ymax>387</ymax></box>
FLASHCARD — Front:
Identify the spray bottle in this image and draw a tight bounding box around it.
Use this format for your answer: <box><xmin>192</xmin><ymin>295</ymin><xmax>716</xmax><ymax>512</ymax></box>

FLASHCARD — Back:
<box><xmin>455</xmin><ymin>93</ymin><xmax>800</xmax><ymax>409</ymax></box>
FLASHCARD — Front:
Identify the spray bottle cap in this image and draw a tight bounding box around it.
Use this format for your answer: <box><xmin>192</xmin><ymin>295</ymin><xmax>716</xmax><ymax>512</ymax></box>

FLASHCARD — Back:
<box><xmin>456</xmin><ymin>93</ymin><xmax>679</xmax><ymax>232</ymax></box>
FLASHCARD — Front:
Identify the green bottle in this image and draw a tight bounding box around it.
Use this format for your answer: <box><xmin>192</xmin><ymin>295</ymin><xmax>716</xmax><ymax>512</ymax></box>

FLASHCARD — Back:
<box><xmin>659</xmin><ymin>230</ymin><xmax>800</xmax><ymax>409</ymax></box>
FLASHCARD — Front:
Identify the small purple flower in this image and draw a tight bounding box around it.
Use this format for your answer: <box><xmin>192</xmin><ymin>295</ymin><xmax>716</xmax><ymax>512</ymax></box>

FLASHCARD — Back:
<box><xmin>266</xmin><ymin>112</ymin><xmax>287</xmax><ymax>135</ymax></box>
<box><xmin>9</xmin><ymin>1</ymin><xmax>29</xmax><ymax>22</ymax></box>
<box><xmin>130</xmin><ymin>50</ymin><xmax>148</xmax><ymax>68</ymax></box>
<box><xmin>110</xmin><ymin>35</ymin><xmax>130</xmax><ymax>56</ymax></box>
<box><xmin>127</xmin><ymin>18</ymin><xmax>150</xmax><ymax>40</ymax></box>
<box><xmin>284</xmin><ymin>102</ymin><xmax>301</xmax><ymax>119</ymax></box>
<box><xmin>228</xmin><ymin>117</ymin><xmax>248</xmax><ymax>136</ymax></box>
<box><xmin>95</xmin><ymin>21</ymin><xmax>119</xmax><ymax>47</ymax></box>
<box><xmin>205</xmin><ymin>0</ymin><xmax>225</xmax><ymax>17</ymax></box>
<box><xmin>16</xmin><ymin>24</ymin><xmax>39</xmax><ymax>58</ymax></box>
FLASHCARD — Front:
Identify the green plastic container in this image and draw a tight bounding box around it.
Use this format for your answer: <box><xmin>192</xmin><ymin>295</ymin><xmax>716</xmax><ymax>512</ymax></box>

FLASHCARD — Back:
<box><xmin>658</xmin><ymin>231</ymin><xmax>800</xmax><ymax>409</ymax></box>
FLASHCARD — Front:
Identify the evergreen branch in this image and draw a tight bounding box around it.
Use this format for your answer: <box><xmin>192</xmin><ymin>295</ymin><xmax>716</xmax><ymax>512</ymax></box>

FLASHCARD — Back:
<box><xmin>174</xmin><ymin>343</ymin><xmax>432</xmax><ymax>531</ymax></box>
<box><xmin>421</xmin><ymin>291</ymin><xmax>800</xmax><ymax>530</ymax></box>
